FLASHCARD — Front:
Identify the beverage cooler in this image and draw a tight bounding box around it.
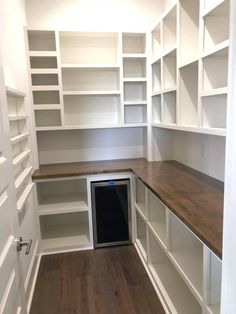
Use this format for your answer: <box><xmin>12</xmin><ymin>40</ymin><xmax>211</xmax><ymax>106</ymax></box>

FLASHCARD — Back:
<box><xmin>91</xmin><ymin>179</ymin><xmax>131</xmax><ymax>248</ymax></box>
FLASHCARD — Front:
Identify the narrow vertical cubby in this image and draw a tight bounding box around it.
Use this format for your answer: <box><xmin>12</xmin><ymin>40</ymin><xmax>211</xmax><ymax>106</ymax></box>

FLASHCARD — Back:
<box><xmin>152</xmin><ymin>95</ymin><xmax>162</xmax><ymax>124</ymax></box>
<box><xmin>34</xmin><ymin>110</ymin><xmax>62</xmax><ymax>127</ymax></box>
<box><xmin>124</xmin><ymin>104</ymin><xmax>147</xmax><ymax>124</ymax></box>
<box><xmin>147</xmin><ymin>190</ymin><xmax>167</xmax><ymax>247</ymax></box>
<box><xmin>27</xmin><ymin>30</ymin><xmax>56</xmax><ymax>51</ymax></box>
<box><xmin>123</xmin><ymin>58</ymin><xmax>146</xmax><ymax>78</ymax></box>
<box><xmin>203</xmin><ymin>0</ymin><xmax>229</xmax><ymax>53</ymax></box>
<box><xmin>202</xmin><ymin>47</ymin><xmax>228</xmax><ymax>92</ymax></box>
<box><xmin>169</xmin><ymin>213</ymin><xmax>203</xmax><ymax>297</ymax></box>
<box><xmin>122</xmin><ymin>33</ymin><xmax>146</xmax><ymax>54</ymax></box>
<box><xmin>179</xmin><ymin>0</ymin><xmax>200</xmax><ymax>66</ymax></box>
<box><xmin>152</xmin><ymin>60</ymin><xmax>161</xmax><ymax>94</ymax></box>
<box><xmin>124</xmin><ymin>82</ymin><xmax>147</xmax><ymax>102</ymax></box>
<box><xmin>163</xmin><ymin>49</ymin><xmax>176</xmax><ymax>91</ymax></box>
<box><xmin>136</xmin><ymin>210</ymin><xmax>147</xmax><ymax>260</ymax></box>
<box><xmin>179</xmin><ymin>61</ymin><xmax>198</xmax><ymax>126</ymax></box>
<box><xmin>148</xmin><ymin>228</ymin><xmax>202</xmax><ymax>314</ymax></box>
<box><xmin>33</xmin><ymin>90</ymin><xmax>60</xmax><ymax>105</ymax></box>
<box><xmin>202</xmin><ymin>94</ymin><xmax>227</xmax><ymax>129</ymax></box>
<box><xmin>31</xmin><ymin>74</ymin><xmax>59</xmax><ymax>86</ymax></box>
<box><xmin>162</xmin><ymin>5</ymin><xmax>177</xmax><ymax>54</ymax></box>
<box><xmin>152</xmin><ymin>23</ymin><xmax>161</xmax><ymax>61</ymax></box>
<box><xmin>135</xmin><ymin>178</ymin><xmax>147</xmax><ymax>218</ymax></box>
<box><xmin>30</xmin><ymin>56</ymin><xmax>58</xmax><ymax>69</ymax></box>
<box><xmin>163</xmin><ymin>91</ymin><xmax>176</xmax><ymax>125</ymax></box>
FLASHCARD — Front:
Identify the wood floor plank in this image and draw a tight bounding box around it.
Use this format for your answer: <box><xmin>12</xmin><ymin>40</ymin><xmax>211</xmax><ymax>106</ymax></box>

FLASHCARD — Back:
<box><xmin>30</xmin><ymin>245</ymin><xmax>165</xmax><ymax>314</ymax></box>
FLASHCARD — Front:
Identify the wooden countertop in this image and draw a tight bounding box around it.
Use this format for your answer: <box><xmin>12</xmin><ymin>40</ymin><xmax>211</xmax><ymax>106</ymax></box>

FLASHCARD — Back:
<box><xmin>32</xmin><ymin>158</ymin><xmax>224</xmax><ymax>258</ymax></box>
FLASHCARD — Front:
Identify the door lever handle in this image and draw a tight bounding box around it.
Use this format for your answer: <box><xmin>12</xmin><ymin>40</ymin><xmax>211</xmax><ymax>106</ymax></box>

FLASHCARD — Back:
<box><xmin>15</xmin><ymin>237</ymin><xmax>32</xmax><ymax>255</ymax></box>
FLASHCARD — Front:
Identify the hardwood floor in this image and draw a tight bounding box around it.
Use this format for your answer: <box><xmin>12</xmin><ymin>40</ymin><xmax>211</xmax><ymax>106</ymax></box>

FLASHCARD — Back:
<box><xmin>30</xmin><ymin>245</ymin><xmax>165</xmax><ymax>314</ymax></box>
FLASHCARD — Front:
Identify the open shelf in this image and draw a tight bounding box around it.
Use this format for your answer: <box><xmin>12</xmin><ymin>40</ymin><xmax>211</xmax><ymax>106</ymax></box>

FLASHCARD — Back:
<box><xmin>203</xmin><ymin>0</ymin><xmax>229</xmax><ymax>53</ymax></box>
<box><xmin>124</xmin><ymin>82</ymin><xmax>147</xmax><ymax>102</ymax></box>
<box><xmin>31</xmin><ymin>73</ymin><xmax>58</xmax><ymax>86</ymax></box>
<box><xmin>124</xmin><ymin>104</ymin><xmax>147</xmax><ymax>124</ymax></box>
<box><xmin>64</xmin><ymin>94</ymin><xmax>120</xmax><ymax>126</ymax></box>
<box><xmin>13</xmin><ymin>149</ymin><xmax>31</xmax><ymax>167</ymax></box>
<box><xmin>135</xmin><ymin>178</ymin><xmax>147</xmax><ymax>218</ymax></box>
<box><xmin>202</xmin><ymin>94</ymin><xmax>227</xmax><ymax>129</ymax></box>
<box><xmin>152</xmin><ymin>95</ymin><xmax>162</xmax><ymax>124</ymax></box>
<box><xmin>152</xmin><ymin>23</ymin><xmax>161</xmax><ymax>60</ymax></box>
<box><xmin>163</xmin><ymin>91</ymin><xmax>176</xmax><ymax>125</ymax></box>
<box><xmin>148</xmin><ymin>228</ymin><xmax>202</xmax><ymax>314</ymax></box>
<box><xmin>136</xmin><ymin>209</ymin><xmax>147</xmax><ymax>260</ymax></box>
<box><xmin>169</xmin><ymin>213</ymin><xmax>203</xmax><ymax>297</ymax></box>
<box><xmin>152</xmin><ymin>60</ymin><xmax>161</xmax><ymax>93</ymax></box>
<box><xmin>163</xmin><ymin>49</ymin><xmax>176</xmax><ymax>90</ymax></box>
<box><xmin>40</xmin><ymin>211</ymin><xmax>90</xmax><ymax>251</ymax></box>
<box><xmin>59</xmin><ymin>32</ymin><xmax>118</xmax><ymax>64</ymax></box>
<box><xmin>27</xmin><ymin>30</ymin><xmax>56</xmax><ymax>51</ymax></box>
<box><xmin>17</xmin><ymin>182</ymin><xmax>34</xmax><ymax>212</ymax></box>
<box><xmin>37</xmin><ymin>178</ymin><xmax>88</xmax><ymax>215</ymax></box>
<box><xmin>33</xmin><ymin>90</ymin><xmax>60</xmax><ymax>105</ymax></box>
<box><xmin>62</xmin><ymin>67</ymin><xmax>120</xmax><ymax>92</ymax></box>
<box><xmin>179</xmin><ymin>0</ymin><xmax>200</xmax><ymax>66</ymax></box>
<box><xmin>123</xmin><ymin>58</ymin><xmax>146</xmax><ymax>78</ymax></box>
<box><xmin>15</xmin><ymin>167</ymin><xmax>32</xmax><ymax>191</ymax></box>
<box><xmin>35</xmin><ymin>110</ymin><xmax>62</xmax><ymax>127</ymax></box>
<box><xmin>122</xmin><ymin>33</ymin><xmax>146</xmax><ymax>54</ymax></box>
<box><xmin>202</xmin><ymin>47</ymin><xmax>228</xmax><ymax>91</ymax></box>
<box><xmin>162</xmin><ymin>5</ymin><xmax>177</xmax><ymax>54</ymax></box>
<box><xmin>203</xmin><ymin>0</ymin><xmax>226</xmax><ymax>15</ymax></box>
<box><xmin>30</xmin><ymin>56</ymin><xmax>58</xmax><ymax>69</ymax></box>
<box><xmin>147</xmin><ymin>191</ymin><xmax>167</xmax><ymax>247</ymax></box>
<box><xmin>179</xmin><ymin>61</ymin><xmax>198</xmax><ymax>126</ymax></box>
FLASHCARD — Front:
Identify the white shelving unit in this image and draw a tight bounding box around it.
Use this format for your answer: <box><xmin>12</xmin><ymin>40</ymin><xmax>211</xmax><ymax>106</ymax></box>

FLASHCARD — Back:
<box><xmin>151</xmin><ymin>0</ymin><xmax>228</xmax><ymax>136</ymax></box>
<box><xmin>6</xmin><ymin>86</ymin><xmax>34</xmax><ymax>213</ymax></box>
<box><xmin>134</xmin><ymin>175</ymin><xmax>222</xmax><ymax>314</ymax></box>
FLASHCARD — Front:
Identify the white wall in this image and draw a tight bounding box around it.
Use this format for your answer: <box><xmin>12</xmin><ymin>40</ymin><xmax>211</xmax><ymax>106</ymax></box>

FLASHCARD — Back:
<box><xmin>0</xmin><ymin>0</ymin><xmax>39</xmax><ymax>306</ymax></box>
<box><xmin>25</xmin><ymin>0</ymin><xmax>163</xmax><ymax>31</ymax></box>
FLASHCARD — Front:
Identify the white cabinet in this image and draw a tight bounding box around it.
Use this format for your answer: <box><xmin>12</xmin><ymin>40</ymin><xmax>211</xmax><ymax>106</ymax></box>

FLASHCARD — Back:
<box><xmin>134</xmin><ymin>177</ymin><xmax>222</xmax><ymax>314</ymax></box>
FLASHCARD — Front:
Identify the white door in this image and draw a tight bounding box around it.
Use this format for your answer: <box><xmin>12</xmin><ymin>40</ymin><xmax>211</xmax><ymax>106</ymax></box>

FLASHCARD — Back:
<box><xmin>0</xmin><ymin>49</ymin><xmax>27</xmax><ymax>313</ymax></box>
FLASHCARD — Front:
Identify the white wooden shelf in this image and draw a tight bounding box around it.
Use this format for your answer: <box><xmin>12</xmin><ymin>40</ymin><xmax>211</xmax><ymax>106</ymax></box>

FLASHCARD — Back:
<box><xmin>15</xmin><ymin>167</ymin><xmax>33</xmax><ymax>191</ymax></box>
<box><xmin>35</xmin><ymin>123</ymin><xmax>147</xmax><ymax>131</ymax></box>
<box><xmin>136</xmin><ymin>209</ymin><xmax>147</xmax><ymax>260</ymax></box>
<box><xmin>32</xmin><ymin>85</ymin><xmax>60</xmax><ymax>91</ymax></box>
<box><xmin>202</xmin><ymin>0</ymin><xmax>227</xmax><ymax>17</ymax></box>
<box><xmin>202</xmin><ymin>39</ymin><xmax>229</xmax><ymax>59</ymax></box>
<box><xmin>61</xmin><ymin>63</ymin><xmax>119</xmax><ymax>69</ymax></box>
<box><xmin>13</xmin><ymin>149</ymin><xmax>31</xmax><ymax>167</ymax></box>
<box><xmin>123</xmin><ymin>78</ymin><xmax>147</xmax><ymax>82</ymax></box>
<box><xmin>29</xmin><ymin>51</ymin><xmax>57</xmax><ymax>57</ymax></box>
<box><xmin>17</xmin><ymin>182</ymin><xmax>34</xmax><ymax>212</ymax></box>
<box><xmin>122</xmin><ymin>53</ymin><xmax>146</xmax><ymax>58</ymax></box>
<box><xmin>62</xmin><ymin>90</ymin><xmax>120</xmax><ymax>96</ymax></box>
<box><xmin>200</xmin><ymin>87</ymin><xmax>227</xmax><ymax>97</ymax></box>
<box><xmin>124</xmin><ymin>100</ymin><xmax>147</xmax><ymax>105</ymax></box>
<box><xmin>10</xmin><ymin>133</ymin><xmax>29</xmax><ymax>145</ymax></box>
<box><xmin>34</xmin><ymin>104</ymin><xmax>61</xmax><ymax>110</ymax></box>
<box><xmin>8</xmin><ymin>115</ymin><xmax>28</xmax><ymax>121</ymax></box>
<box><xmin>135</xmin><ymin>178</ymin><xmax>147</xmax><ymax>218</ymax></box>
<box><xmin>30</xmin><ymin>69</ymin><xmax>59</xmax><ymax>74</ymax></box>
<box><xmin>6</xmin><ymin>86</ymin><xmax>26</xmax><ymax>98</ymax></box>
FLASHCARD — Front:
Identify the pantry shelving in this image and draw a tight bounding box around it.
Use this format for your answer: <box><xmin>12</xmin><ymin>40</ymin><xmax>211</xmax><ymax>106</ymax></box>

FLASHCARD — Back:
<box><xmin>6</xmin><ymin>86</ymin><xmax>34</xmax><ymax>213</ymax></box>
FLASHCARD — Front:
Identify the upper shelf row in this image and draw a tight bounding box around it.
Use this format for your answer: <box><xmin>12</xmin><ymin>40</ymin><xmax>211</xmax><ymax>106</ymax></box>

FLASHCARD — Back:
<box><xmin>27</xmin><ymin>31</ymin><xmax>146</xmax><ymax>65</ymax></box>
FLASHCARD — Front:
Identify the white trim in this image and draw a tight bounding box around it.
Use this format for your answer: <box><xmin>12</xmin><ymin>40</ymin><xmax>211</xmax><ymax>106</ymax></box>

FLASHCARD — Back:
<box><xmin>24</xmin><ymin>240</ymin><xmax>39</xmax><ymax>292</ymax></box>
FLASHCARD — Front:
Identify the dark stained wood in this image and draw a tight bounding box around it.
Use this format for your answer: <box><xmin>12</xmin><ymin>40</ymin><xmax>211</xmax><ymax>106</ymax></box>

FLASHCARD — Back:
<box><xmin>32</xmin><ymin>159</ymin><xmax>224</xmax><ymax>258</ymax></box>
<box><xmin>30</xmin><ymin>245</ymin><xmax>166</xmax><ymax>314</ymax></box>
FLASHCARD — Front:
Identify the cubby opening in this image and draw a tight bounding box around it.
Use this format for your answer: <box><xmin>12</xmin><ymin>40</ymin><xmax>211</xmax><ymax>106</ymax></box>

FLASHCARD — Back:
<box><xmin>124</xmin><ymin>104</ymin><xmax>147</xmax><ymax>124</ymax></box>
<box><xmin>7</xmin><ymin>94</ymin><xmax>25</xmax><ymax>116</ymax></box>
<box><xmin>202</xmin><ymin>48</ymin><xmax>228</xmax><ymax>91</ymax></box>
<box><xmin>163</xmin><ymin>91</ymin><xmax>176</xmax><ymax>125</ymax></box>
<box><xmin>62</xmin><ymin>68</ymin><xmax>120</xmax><ymax>92</ymax></box>
<box><xmin>30</xmin><ymin>56</ymin><xmax>58</xmax><ymax>69</ymax></box>
<box><xmin>124</xmin><ymin>82</ymin><xmax>147</xmax><ymax>101</ymax></box>
<box><xmin>162</xmin><ymin>6</ymin><xmax>177</xmax><ymax>53</ymax></box>
<box><xmin>152</xmin><ymin>61</ymin><xmax>161</xmax><ymax>93</ymax></box>
<box><xmin>148</xmin><ymin>229</ymin><xmax>202</xmax><ymax>314</ymax></box>
<box><xmin>35</xmin><ymin>110</ymin><xmax>61</xmax><ymax>127</ymax></box>
<box><xmin>31</xmin><ymin>74</ymin><xmax>58</xmax><ymax>86</ymax></box>
<box><xmin>170</xmin><ymin>213</ymin><xmax>203</xmax><ymax>296</ymax></box>
<box><xmin>59</xmin><ymin>32</ymin><xmax>118</xmax><ymax>64</ymax></box>
<box><xmin>179</xmin><ymin>61</ymin><xmax>198</xmax><ymax>126</ymax></box>
<box><xmin>147</xmin><ymin>191</ymin><xmax>167</xmax><ymax>246</ymax></box>
<box><xmin>152</xmin><ymin>24</ymin><xmax>161</xmax><ymax>60</ymax></box>
<box><xmin>63</xmin><ymin>95</ymin><xmax>120</xmax><ymax>126</ymax></box>
<box><xmin>9</xmin><ymin>120</ymin><xmax>27</xmax><ymax>138</ymax></box>
<box><xmin>27</xmin><ymin>30</ymin><xmax>56</xmax><ymax>51</ymax></box>
<box><xmin>136</xmin><ymin>210</ymin><xmax>147</xmax><ymax>259</ymax></box>
<box><xmin>163</xmin><ymin>49</ymin><xmax>176</xmax><ymax>90</ymax></box>
<box><xmin>135</xmin><ymin>178</ymin><xmax>147</xmax><ymax>217</ymax></box>
<box><xmin>180</xmin><ymin>0</ymin><xmax>199</xmax><ymax>66</ymax></box>
<box><xmin>123</xmin><ymin>58</ymin><xmax>146</xmax><ymax>78</ymax></box>
<box><xmin>40</xmin><ymin>211</ymin><xmax>90</xmax><ymax>251</ymax></box>
<box><xmin>203</xmin><ymin>0</ymin><xmax>229</xmax><ymax>52</ymax></box>
<box><xmin>202</xmin><ymin>94</ymin><xmax>227</xmax><ymax>129</ymax></box>
<box><xmin>152</xmin><ymin>95</ymin><xmax>162</xmax><ymax>124</ymax></box>
<box><xmin>207</xmin><ymin>253</ymin><xmax>222</xmax><ymax>313</ymax></box>
<box><xmin>37</xmin><ymin>178</ymin><xmax>88</xmax><ymax>215</ymax></box>
<box><xmin>33</xmin><ymin>90</ymin><xmax>60</xmax><ymax>105</ymax></box>
<box><xmin>122</xmin><ymin>33</ymin><xmax>146</xmax><ymax>54</ymax></box>
<box><xmin>204</xmin><ymin>0</ymin><xmax>225</xmax><ymax>13</ymax></box>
